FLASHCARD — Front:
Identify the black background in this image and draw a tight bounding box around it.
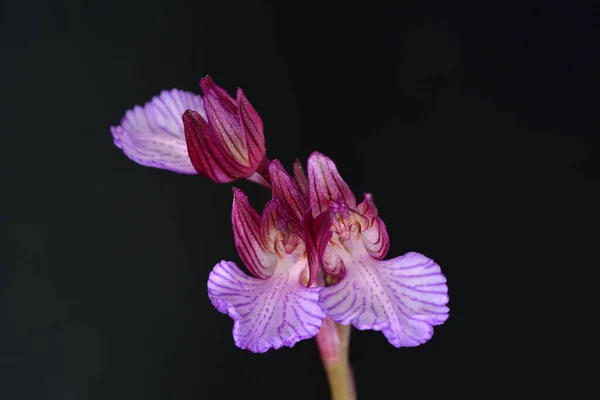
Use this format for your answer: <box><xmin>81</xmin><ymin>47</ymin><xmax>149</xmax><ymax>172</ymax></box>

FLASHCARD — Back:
<box><xmin>2</xmin><ymin>1</ymin><xmax>597</xmax><ymax>398</ymax></box>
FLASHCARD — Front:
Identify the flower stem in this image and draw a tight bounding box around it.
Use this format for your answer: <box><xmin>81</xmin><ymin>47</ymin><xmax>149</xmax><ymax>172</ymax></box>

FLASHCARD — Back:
<box><xmin>316</xmin><ymin>320</ymin><xmax>356</xmax><ymax>400</ymax></box>
<box><xmin>323</xmin><ymin>349</ymin><xmax>355</xmax><ymax>400</ymax></box>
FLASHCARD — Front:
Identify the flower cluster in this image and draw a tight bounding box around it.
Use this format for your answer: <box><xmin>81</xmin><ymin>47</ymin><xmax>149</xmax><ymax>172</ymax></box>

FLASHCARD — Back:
<box><xmin>111</xmin><ymin>77</ymin><xmax>449</xmax><ymax>353</ymax></box>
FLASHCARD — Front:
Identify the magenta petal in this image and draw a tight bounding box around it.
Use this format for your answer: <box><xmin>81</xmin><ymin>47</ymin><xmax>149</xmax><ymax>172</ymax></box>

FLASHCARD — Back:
<box><xmin>268</xmin><ymin>160</ymin><xmax>309</xmax><ymax>224</ymax></box>
<box><xmin>208</xmin><ymin>260</ymin><xmax>326</xmax><ymax>353</ymax></box>
<box><xmin>183</xmin><ymin>76</ymin><xmax>267</xmax><ymax>183</ymax></box>
<box><xmin>303</xmin><ymin>208</ymin><xmax>344</xmax><ymax>281</ymax></box>
<box><xmin>232</xmin><ymin>188</ymin><xmax>276</xmax><ymax>278</ymax></box>
<box><xmin>199</xmin><ymin>76</ymin><xmax>250</xmax><ymax>166</ymax></box>
<box><xmin>292</xmin><ymin>159</ymin><xmax>309</xmax><ymax>199</ymax></box>
<box><xmin>307</xmin><ymin>152</ymin><xmax>357</xmax><ymax>217</ymax></box>
<box><xmin>183</xmin><ymin>110</ymin><xmax>253</xmax><ymax>182</ymax></box>
<box><xmin>237</xmin><ymin>88</ymin><xmax>266</xmax><ymax>168</ymax></box>
<box><xmin>110</xmin><ymin>89</ymin><xmax>204</xmax><ymax>174</ymax></box>
<box><xmin>357</xmin><ymin>193</ymin><xmax>390</xmax><ymax>259</ymax></box>
<box><xmin>319</xmin><ymin>252</ymin><xmax>449</xmax><ymax>348</ymax></box>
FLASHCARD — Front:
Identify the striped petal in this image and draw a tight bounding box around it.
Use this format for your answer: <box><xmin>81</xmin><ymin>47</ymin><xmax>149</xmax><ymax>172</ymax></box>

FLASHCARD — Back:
<box><xmin>182</xmin><ymin>77</ymin><xmax>267</xmax><ymax>183</ymax></box>
<box><xmin>208</xmin><ymin>260</ymin><xmax>326</xmax><ymax>353</ymax></box>
<box><xmin>200</xmin><ymin>76</ymin><xmax>249</xmax><ymax>166</ymax></box>
<box><xmin>269</xmin><ymin>160</ymin><xmax>308</xmax><ymax>229</ymax></box>
<box><xmin>237</xmin><ymin>88</ymin><xmax>266</xmax><ymax>168</ymax></box>
<box><xmin>259</xmin><ymin>200</ymin><xmax>281</xmax><ymax>254</ymax></box>
<box><xmin>319</xmin><ymin>251</ymin><xmax>449</xmax><ymax>348</ymax></box>
<box><xmin>303</xmin><ymin>210</ymin><xmax>334</xmax><ymax>287</ymax></box>
<box><xmin>307</xmin><ymin>152</ymin><xmax>356</xmax><ymax>217</ymax></box>
<box><xmin>183</xmin><ymin>110</ymin><xmax>254</xmax><ymax>183</ymax></box>
<box><xmin>356</xmin><ymin>193</ymin><xmax>390</xmax><ymax>259</ymax></box>
<box><xmin>110</xmin><ymin>89</ymin><xmax>204</xmax><ymax>174</ymax></box>
<box><xmin>232</xmin><ymin>188</ymin><xmax>276</xmax><ymax>278</ymax></box>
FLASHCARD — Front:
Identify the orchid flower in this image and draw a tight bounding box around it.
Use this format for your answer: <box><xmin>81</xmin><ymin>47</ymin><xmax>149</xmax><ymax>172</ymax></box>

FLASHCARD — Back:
<box><xmin>206</xmin><ymin>161</ymin><xmax>325</xmax><ymax>353</ymax></box>
<box><xmin>111</xmin><ymin>77</ymin><xmax>268</xmax><ymax>185</ymax></box>
<box><xmin>112</xmin><ymin>76</ymin><xmax>449</xmax><ymax>400</ymax></box>
<box><xmin>306</xmin><ymin>152</ymin><xmax>449</xmax><ymax>347</ymax></box>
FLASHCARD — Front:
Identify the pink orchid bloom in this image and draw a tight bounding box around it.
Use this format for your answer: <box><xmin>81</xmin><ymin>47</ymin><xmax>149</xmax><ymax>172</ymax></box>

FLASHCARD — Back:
<box><xmin>112</xmin><ymin>75</ymin><xmax>450</xmax><ymax>399</ymax></box>
<box><xmin>306</xmin><ymin>152</ymin><xmax>449</xmax><ymax>347</ymax></box>
<box><xmin>110</xmin><ymin>78</ymin><xmax>268</xmax><ymax>185</ymax></box>
<box><xmin>207</xmin><ymin>161</ymin><xmax>325</xmax><ymax>353</ymax></box>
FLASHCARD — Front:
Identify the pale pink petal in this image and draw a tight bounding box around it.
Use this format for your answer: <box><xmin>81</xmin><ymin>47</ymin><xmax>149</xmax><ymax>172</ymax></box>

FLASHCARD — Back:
<box><xmin>111</xmin><ymin>89</ymin><xmax>204</xmax><ymax>174</ymax></box>
<box><xmin>319</xmin><ymin>252</ymin><xmax>449</xmax><ymax>348</ymax></box>
<box><xmin>208</xmin><ymin>260</ymin><xmax>325</xmax><ymax>353</ymax></box>
<box><xmin>322</xmin><ymin>243</ymin><xmax>345</xmax><ymax>278</ymax></box>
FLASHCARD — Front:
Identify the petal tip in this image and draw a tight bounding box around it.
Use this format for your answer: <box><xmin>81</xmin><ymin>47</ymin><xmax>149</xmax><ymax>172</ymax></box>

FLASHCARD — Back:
<box><xmin>231</xmin><ymin>187</ymin><xmax>245</xmax><ymax>204</ymax></box>
<box><xmin>236</xmin><ymin>87</ymin><xmax>245</xmax><ymax>98</ymax></box>
<box><xmin>268</xmin><ymin>159</ymin><xmax>286</xmax><ymax>172</ymax></box>
<box><xmin>199</xmin><ymin>75</ymin><xmax>214</xmax><ymax>91</ymax></box>
<box><xmin>231</xmin><ymin>186</ymin><xmax>244</xmax><ymax>196</ymax></box>
<box><xmin>110</xmin><ymin>125</ymin><xmax>123</xmax><ymax>141</ymax></box>
<box><xmin>307</xmin><ymin>150</ymin><xmax>326</xmax><ymax>160</ymax></box>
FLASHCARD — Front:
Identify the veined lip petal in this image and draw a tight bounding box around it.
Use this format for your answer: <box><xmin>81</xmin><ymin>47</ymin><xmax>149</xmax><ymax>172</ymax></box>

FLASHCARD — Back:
<box><xmin>208</xmin><ymin>260</ymin><xmax>325</xmax><ymax>353</ymax></box>
<box><xmin>319</xmin><ymin>244</ymin><xmax>449</xmax><ymax>348</ymax></box>
<box><xmin>232</xmin><ymin>188</ymin><xmax>276</xmax><ymax>278</ymax></box>
<box><xmin>110</xmin><ymin>89</ymin><xmax>204</xmax><ymax>174</ymax></box>
<box><xmin>307</xmin><ymin>152</ymin><xmax>357</xmax><ymax>217</ymax></box>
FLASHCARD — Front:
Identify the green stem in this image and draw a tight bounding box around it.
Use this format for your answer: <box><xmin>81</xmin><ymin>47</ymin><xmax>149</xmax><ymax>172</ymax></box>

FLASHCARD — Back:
<box><xmin>317</xmin><ymin>322</ymin><xmax>356</xmax><ymax>400</ymax></box>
